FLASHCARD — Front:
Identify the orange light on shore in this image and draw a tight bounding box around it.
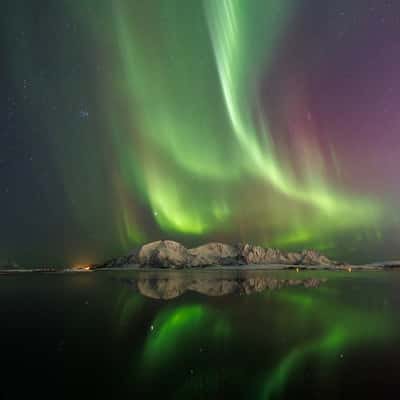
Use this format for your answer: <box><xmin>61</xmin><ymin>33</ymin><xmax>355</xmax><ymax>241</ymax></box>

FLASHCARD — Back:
<box><xmin>72</xmin><ymin>264</ymin><xmax>92</xmax><ymax>271</ymax></box>
<box><xmin>348</xmin><ymin>267</ymin><xmax>352</xmax><ymax>273</ymax></box>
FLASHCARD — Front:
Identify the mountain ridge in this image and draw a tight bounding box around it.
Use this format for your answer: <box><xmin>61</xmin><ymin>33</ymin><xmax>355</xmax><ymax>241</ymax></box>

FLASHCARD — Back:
<box><xmin>93</xmin><ymin>240</ymin><xmax>345</xmax><ymax>269</ymax></box>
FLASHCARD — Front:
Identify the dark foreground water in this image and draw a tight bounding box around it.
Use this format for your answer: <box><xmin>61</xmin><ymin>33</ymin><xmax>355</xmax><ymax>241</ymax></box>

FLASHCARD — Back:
<box><xmin>1</xmin><ymin>270</ymin><xmax>400</xmax><ymax>400</ymax></box>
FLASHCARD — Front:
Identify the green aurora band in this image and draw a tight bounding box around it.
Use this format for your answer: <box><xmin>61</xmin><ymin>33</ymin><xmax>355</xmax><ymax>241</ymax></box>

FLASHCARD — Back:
<box><xmin>103</xmin><ymin>0</ymin><xmax>381</xmax><ymax>255</ymax></box>
<box><xmin>32</xmin><ymin>0</ymin><xmax>391</xmax><ymax>264</ymax></box>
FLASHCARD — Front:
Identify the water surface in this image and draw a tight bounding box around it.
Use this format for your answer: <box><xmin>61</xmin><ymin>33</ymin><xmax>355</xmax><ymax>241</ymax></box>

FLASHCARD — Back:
<box><xmin>1</xmin><ymin>270</ymin><xmax>399</xmax><ymax>399</ymax></box>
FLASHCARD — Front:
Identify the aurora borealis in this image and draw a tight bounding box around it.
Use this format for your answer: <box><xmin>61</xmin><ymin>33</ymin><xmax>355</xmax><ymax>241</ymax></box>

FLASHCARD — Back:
<box><xmin>2</xmin><ymin>0</ymin><xmax>400</xmax><ymax>264</ymax></box>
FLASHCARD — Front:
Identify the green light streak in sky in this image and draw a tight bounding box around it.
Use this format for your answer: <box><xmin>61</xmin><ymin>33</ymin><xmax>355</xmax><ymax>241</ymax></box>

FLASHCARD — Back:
<box><xmin>108</xmin><ymin>0</ymin><xmax>378</xmax><ymax>247</ymax></box>
<box><xmin>8</xmin><ymin>0</ymin><xmax>396</xmax><ymax>263</ymax></box>
<box><xmin>104</xmin><ymin>0</ymin><xmax>382</xmax><ymax>252</ymax></box>
<box><xmin>112</xmin><ymin>0</ymin><xmax>243</xmax><ymax>235</ymax></box>
<box><xmin>205</xmin><ymin>0</ymin><xmax>378</xmax><ymax>219</ymax></box>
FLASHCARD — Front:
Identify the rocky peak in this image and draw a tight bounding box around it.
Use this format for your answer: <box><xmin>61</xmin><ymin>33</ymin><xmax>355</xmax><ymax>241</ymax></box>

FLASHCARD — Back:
<box><xmin>138</xmin><ymin>240</ymin><xmax>191</xmax><ymax>268</ymax></box>
<box><xmin>189</xmin><ymin>242</ymin><xmax>244</xmax><ymax>266</ymax></box>
<box><xmin>93</xmin><ymin>240</ymin><xmax>340</xmax><ymax>269</ymax></box>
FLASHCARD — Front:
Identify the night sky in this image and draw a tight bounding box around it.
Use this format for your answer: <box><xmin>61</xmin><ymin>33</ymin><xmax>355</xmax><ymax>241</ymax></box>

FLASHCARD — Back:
<box><xmin>1</xmin><ymin>0</ymin><xmax>400</xmax><ymax>266</ymax></box>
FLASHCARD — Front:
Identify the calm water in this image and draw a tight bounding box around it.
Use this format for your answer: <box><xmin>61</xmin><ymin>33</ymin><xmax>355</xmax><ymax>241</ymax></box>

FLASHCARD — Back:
<box><xmin>1</xmin><ymin>270</ymin><xmax>400</xmax><ymax>399</ymax></box>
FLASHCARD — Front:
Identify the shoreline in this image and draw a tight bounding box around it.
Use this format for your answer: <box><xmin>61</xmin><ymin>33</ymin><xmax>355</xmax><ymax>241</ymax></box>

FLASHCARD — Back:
<box><xmin>1</xmin><ymin>262</ymin><xmax>400</xmax><ymax>274</ymax></box>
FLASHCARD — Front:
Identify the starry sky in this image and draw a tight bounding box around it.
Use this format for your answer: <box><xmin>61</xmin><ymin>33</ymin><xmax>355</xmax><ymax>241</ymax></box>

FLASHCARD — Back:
<box><xmin>1</xmin><ymin>0</ymin><xmax>400</xmax><ymax>266</ymax></box>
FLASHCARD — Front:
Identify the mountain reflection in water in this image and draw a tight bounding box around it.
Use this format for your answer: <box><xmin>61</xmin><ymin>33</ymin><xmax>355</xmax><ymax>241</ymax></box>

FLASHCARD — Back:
<box><xmin>120</xmin><ymin>272</ymin><xmax>327</xmax><ymax>299</ymax></box>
